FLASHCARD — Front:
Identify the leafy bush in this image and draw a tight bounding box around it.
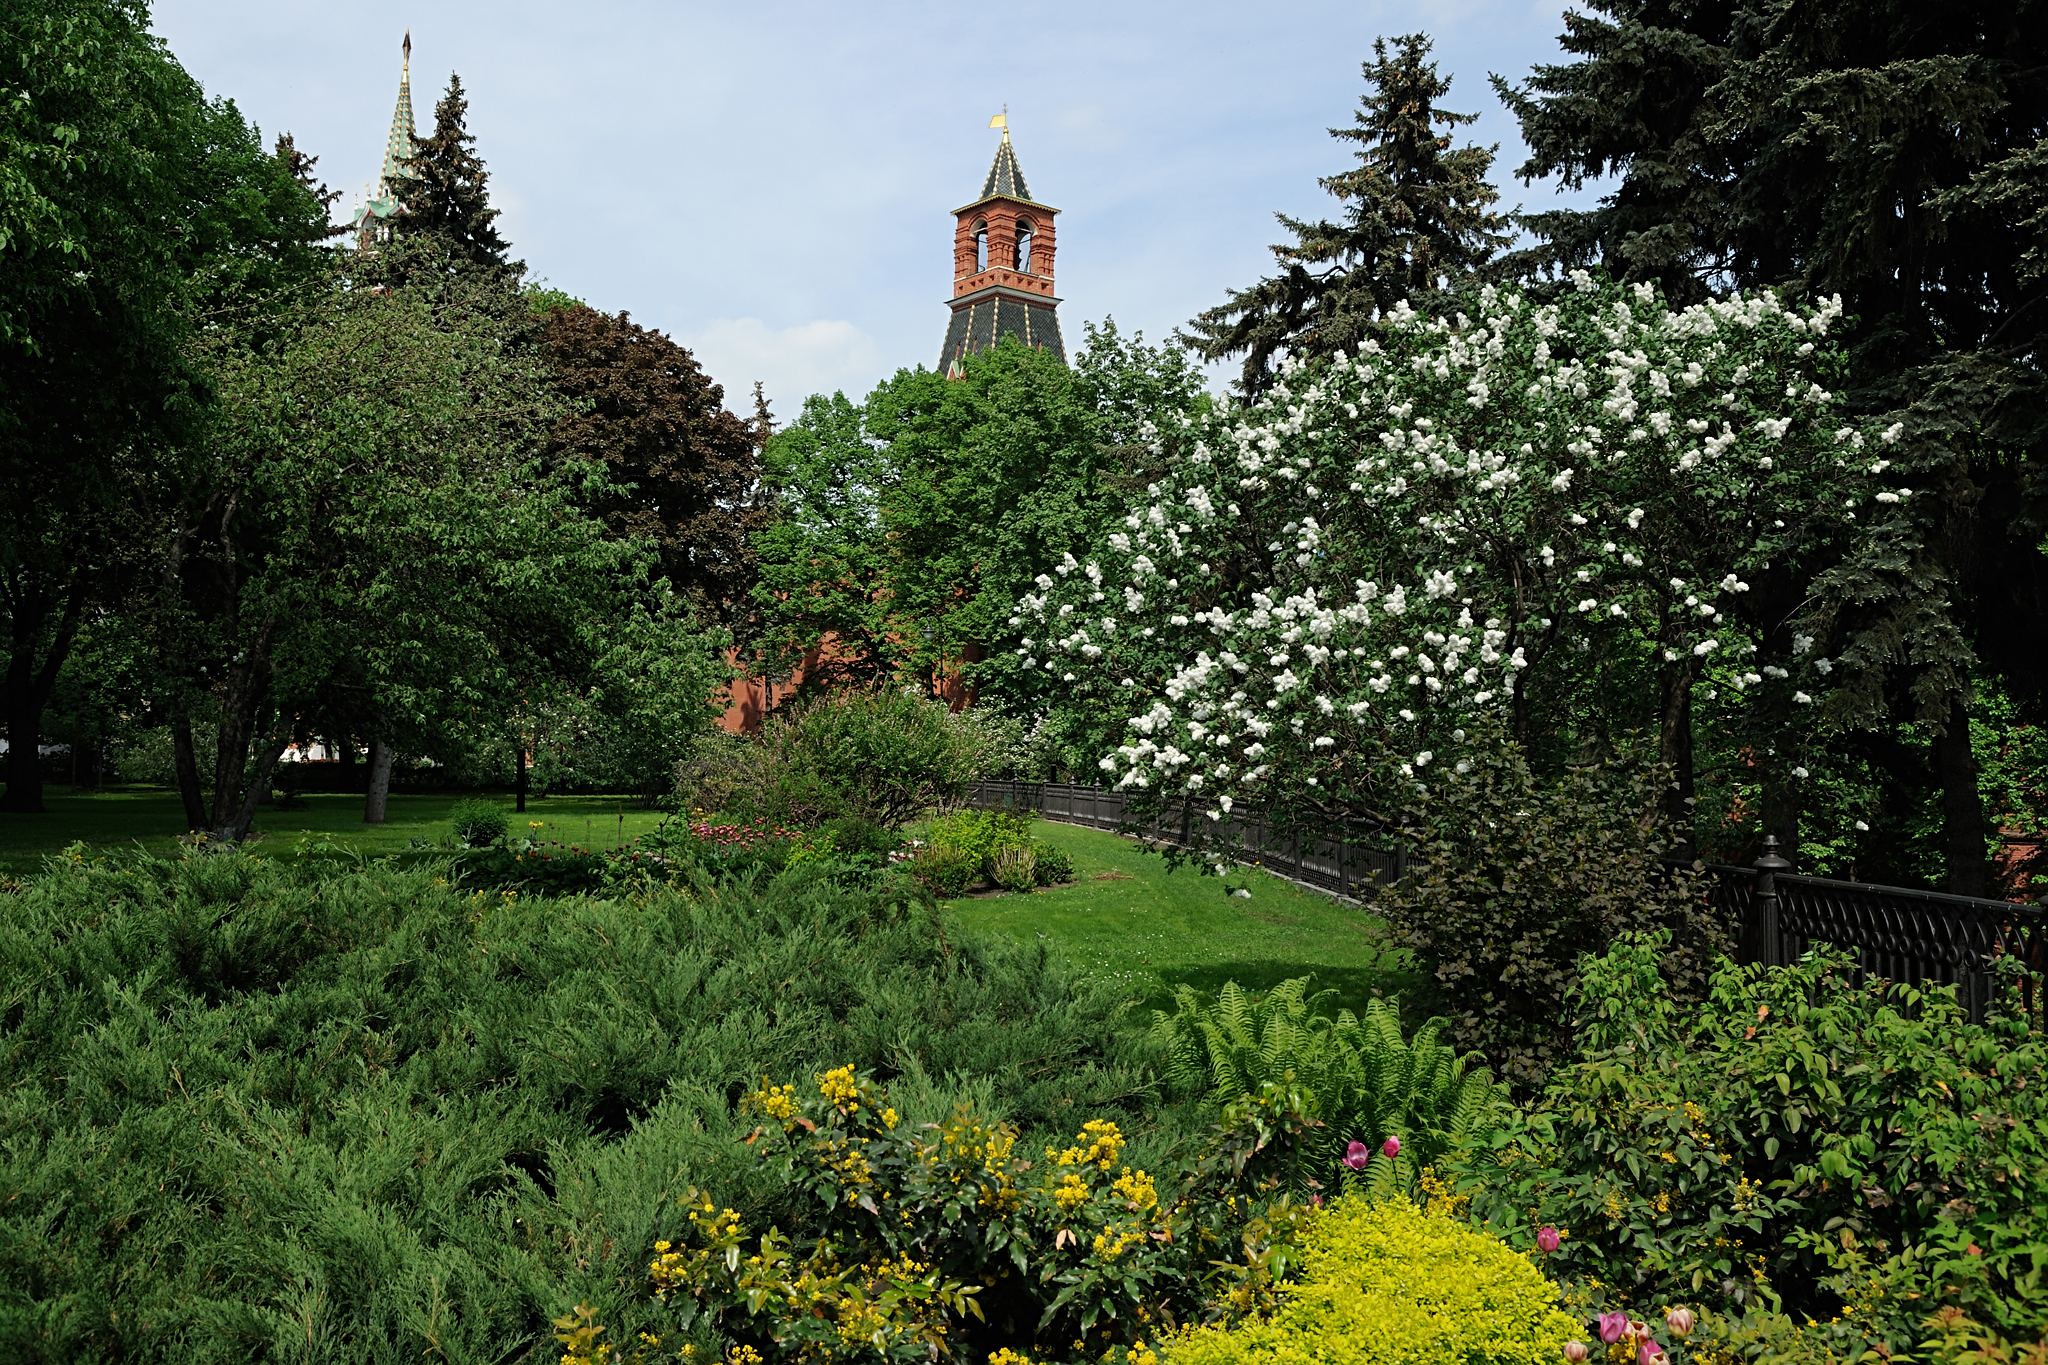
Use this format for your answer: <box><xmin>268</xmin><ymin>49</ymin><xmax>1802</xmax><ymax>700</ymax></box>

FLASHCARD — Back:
<box><xmin>685</xmin><ymin>691</ymin><xmax>982</xmax><ymax>830</ymax></box>
<box><xmin>1031</xmin><ymin>839</ymin><xmax>1076</xmax><ymax>886</ymax></box>
<box><xmin>927</xmin><ymin>807</ymin><xmax>1035</xmax><ymax>868</ymax></box>
<box><xmin>574</xmin><ymin>1064</ymin><xmax>1316</xmax><ymax>1364</ymax></box>
<box><xmin>1373</xmin><ymin>733</ymin><xmax>1729</xmax><ymax>1090</ymax></box>
<box><xmin>910</xmin><ymin>843</ymin><xmax>981</xmax><ymax>897</ymax></box>
<box><xmin>0</xmin><ymin>849</ymin><xmax>1152</xmax><ymax>1363</ymax></box>
<box><xmin>447</xmin><ymin>796</ymin><xmax>511</xmax><ymax>847</ymax></box>
<box><xmin>1444</xmin><ymin>934</ymin><xmax>2048</xmax><ymax>1355</ymax></box>
<box><xmin>1152</xmin><ymin>978</ymin><xmax>1498</xmax><ymax>1193</ymax></box>
<box><xmin>1163</xmin><ymin>1196</ymin><xmax>1578</xmax><ymax>1365</ymax></box>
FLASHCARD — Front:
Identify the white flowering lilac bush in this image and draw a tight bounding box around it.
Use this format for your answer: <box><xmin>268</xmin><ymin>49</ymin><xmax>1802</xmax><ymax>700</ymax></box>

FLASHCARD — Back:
<box><xmin>1013</xmin><ymin>274</ymin><xmax>1895</xmax><ymax>857</ymax></box>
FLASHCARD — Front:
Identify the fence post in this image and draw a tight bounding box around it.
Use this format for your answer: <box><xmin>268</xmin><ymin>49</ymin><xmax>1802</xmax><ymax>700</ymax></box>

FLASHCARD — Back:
<box><xmin>1753</xmin><ymin>835</ymin><xmax>1792</xmax><ymax>968</ymax></box>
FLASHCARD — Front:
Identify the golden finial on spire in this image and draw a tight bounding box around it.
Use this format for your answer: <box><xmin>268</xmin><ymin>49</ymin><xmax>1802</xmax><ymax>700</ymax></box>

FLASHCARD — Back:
<box><xmin>989</xmin><ymin>105</ymin><xmax>1009</xmax><ymax>143</ymax></box>
<box><xmin>402</xmin><ymin>30</ymin><xmax>411</xmax><ymax>78</ymax></box>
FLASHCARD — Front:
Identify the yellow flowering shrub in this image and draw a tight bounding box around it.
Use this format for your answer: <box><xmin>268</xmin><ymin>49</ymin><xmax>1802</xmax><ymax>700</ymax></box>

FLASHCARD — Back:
<box><xmin>575</xmin><ymin>1065</ymin><xmax>1321</xmax><ymax>1364</ymax></box>
<box><xmin>1163</xmin><ymin>1197</ymin><xmax>1577</xmax><ymax>1365</ymax></box>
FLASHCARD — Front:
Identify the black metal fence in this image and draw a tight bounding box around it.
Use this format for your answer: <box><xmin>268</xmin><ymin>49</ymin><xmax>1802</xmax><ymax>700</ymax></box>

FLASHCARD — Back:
<box><xmin>967</xmin><ymin>780</ymin><xmax>1400</xmax><ymax>901</ymax></box>
<box><xmin>970</xmin><ymin>781</ymin><xmax>2047</xmax><ymax>1023</ymax></box>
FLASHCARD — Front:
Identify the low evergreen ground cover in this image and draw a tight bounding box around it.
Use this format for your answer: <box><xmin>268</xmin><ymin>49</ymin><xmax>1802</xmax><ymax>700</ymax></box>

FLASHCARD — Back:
<box><xmin>0</xmin><ymin>788</ymin><xmax>670</xmax><ymax>875</ymax></box>
<box><xmin>0</xmin><ymin>849</ymin><xmax>1160</xmax><ymax>1363</ymax></box>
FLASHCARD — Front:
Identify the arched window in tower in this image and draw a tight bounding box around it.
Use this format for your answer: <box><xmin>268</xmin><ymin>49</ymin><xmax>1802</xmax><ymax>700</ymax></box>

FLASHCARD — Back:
<box><xmin>974</xmin><ymin>221</ymin><xmax>988</xmax><ymax>273</ymax></box>
<box><xmin>1014</xmin><ymin>219</ymin><xmax>1034</xmax><ymax>273</ymax></box>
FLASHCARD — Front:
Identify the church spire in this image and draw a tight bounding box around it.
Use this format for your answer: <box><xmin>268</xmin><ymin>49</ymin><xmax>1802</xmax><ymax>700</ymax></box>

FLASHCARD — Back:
<box><xmin>940</xmin><ymin>114</ymin><xmax>1065</xmax><ymax>371</ymax></box>
<box><xmin>353</xmin><ymin>32</ymin><xmax>418</xmax><ymax>248</ymax></box>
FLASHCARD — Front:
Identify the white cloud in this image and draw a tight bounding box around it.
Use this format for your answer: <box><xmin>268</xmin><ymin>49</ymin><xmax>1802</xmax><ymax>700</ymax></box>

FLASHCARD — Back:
<box><xmin>684</xmin><ymin>318</ymin><xmax>888</xmax><ymax>414</ymax></box>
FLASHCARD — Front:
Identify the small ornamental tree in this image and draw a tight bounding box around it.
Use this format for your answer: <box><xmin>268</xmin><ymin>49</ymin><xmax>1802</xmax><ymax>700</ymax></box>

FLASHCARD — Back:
<box><xmin>1014</xmin><ymin>274</ymin><xmax>1903</xmax><ymax>859</ymax></box>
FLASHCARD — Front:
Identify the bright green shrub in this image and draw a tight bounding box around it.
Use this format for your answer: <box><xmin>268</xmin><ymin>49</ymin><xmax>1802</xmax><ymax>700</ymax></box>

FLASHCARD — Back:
<box><xmin>1164</xmin><ymin>1196</ymin><xmax>1577</xmax><ymax>1365</ymax></box>
<box><xmin>927</xmin><ymin>807</ymin><xmax>1035</xmax><ymax>870</ymax></box>
<box><xmin>447</xmin><ymin>796</ymin><xmax>510</xmax><ymax>847</ymax></box>
<box><xmin>1152</xmin><ymin>978</ymin><xmax>1498</xmax><ymax>1193</ymax></box>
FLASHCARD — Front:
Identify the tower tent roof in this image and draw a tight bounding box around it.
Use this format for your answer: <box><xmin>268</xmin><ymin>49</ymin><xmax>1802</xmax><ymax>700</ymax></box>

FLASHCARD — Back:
<box><xmin>982</xmin><ymin>134</ymin><xmax>1030</xmax><ymax>202</ymax></box>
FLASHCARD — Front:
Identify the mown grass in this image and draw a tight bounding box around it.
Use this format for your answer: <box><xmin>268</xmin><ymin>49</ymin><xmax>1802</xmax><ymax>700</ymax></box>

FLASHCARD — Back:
<box><xmin>938</xmin><ymin>819</ymin><xmax>1412</xmax><ymax>1018</ymax></box>
<box><xmin>0</xmin><ymin>787</ymin><xmax>668</xmax><ymax>874</ymax></box>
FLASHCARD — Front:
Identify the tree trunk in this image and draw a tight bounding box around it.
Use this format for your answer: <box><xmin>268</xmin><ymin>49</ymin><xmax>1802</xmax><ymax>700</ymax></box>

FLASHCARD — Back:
<box><xmin>364</xmin><ymin>737</ymin><xmax>394</xmax><ymax>824</ymax></box>
<box><xmin>0</xmin><ymin>580</ymin><xmax>84</xmax><ymax>814</ymax></box>
<box><xmin>1658</xmin><ymin>661</ymin><xmax>1698</xmax><ymax>853</ymax></box>
<box><xmin>171</xmin><ymin>713</ymin><xmax>207</xmax><ymax>830</ymax></box>
<box><xmin>515</xmin><ymin>747</ymin><xmax>528</xmax><ymax>813</ymax></box>
<box><xmin>218</xmin><ymin>727</ymin><xmax>289</xmax><ymax>842</ymax></box>
<box><xmin>1935</xmin><ymin>695</ymin><xmax>1989</xmax><ymax>898</ymax></box>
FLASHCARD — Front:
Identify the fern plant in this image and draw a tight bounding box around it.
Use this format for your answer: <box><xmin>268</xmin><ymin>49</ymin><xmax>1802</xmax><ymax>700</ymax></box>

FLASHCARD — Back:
<box><xmin>1151</xmin><ymin>977</ymin><xmax>1498</xmax><ymax>1193</ymax></box>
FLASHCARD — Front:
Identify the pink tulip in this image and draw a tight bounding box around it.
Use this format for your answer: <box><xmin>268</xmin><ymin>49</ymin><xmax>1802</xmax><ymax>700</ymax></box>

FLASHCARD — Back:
<box><xmin>1563</xmin><ymin>1343</ymin><xmax>1590</xmax><ymax>1364</ymax></box>
<box><xmin>1381</xmin><ymin>1135</ymin><xmax>1401</xmax><ymax>1159</ymax></box>
<box><xmin>1599</xmin><ymin>1313</ymin><xmax>1630</xmax><ymax>1345</ymax></box>
<box><xmin>1344</xmin><ymin>1141</ymin><xmax>1370</xmax><ymax>1171</ymax></box>
<box><xmin>1638</xmin><ymin>1341</ymin><xmax>1665</xmax><ymax>1365</ymax></box>
<box><xmin>1536</xmin><ymin>1226</ymin><xmax>1561</xmax><ymax>1254</ymax></box>
<box><xmin>1665</xmin><ymin>1308</ymin><xmax>1695</xmax><ymax>1338</ymax></box>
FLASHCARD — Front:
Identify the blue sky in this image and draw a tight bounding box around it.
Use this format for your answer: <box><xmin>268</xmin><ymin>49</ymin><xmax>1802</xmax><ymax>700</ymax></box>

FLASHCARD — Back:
<box><xmin>154</xmin><ymin>0</ymin><xmax>1596</xmax><ymax>415</ymax></box>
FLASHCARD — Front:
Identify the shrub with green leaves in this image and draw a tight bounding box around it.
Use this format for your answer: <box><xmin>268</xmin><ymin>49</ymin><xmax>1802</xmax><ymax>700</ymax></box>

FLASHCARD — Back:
<box><xmin>1372</xmin><ymin>732</ymin><xmax>1728</xmax><ymax>1090</ymax></box>
<box><xmin>910</xmin><ymin>843</ymin><xmax>981</xmax><ymax>897</ymax></box>
<box><xmin>1163</xmin><ymin>1195</ymin><xmax>1578</xmax><ymax>1365</ymax></box>
<box><xmin>1444</xmin><ymin>933</ymin><xmax>2048</xmax><ymax>1355</ymax></box>
<box><xmin>447</xmin><ymin>796</ymin><xmax>511</xmax><ymax>847</ymax></box>
<box><xmin>1152</xmin><ymin>978</ymin><xmax>1498</xmax><ymax>1194</ymax></box>
<box><xmin>0</xmin><ymin>848</ymin><xmax>1153</xmax><ymax>1363</ymax></box>
<box><xmin>685</xmin><ymin>691</ymin><xmax>982</xmax><ymax>831</ymax></box>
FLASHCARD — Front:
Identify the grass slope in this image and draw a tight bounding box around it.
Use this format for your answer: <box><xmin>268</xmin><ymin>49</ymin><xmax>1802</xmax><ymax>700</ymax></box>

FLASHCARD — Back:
<box><xmin>942</xmin><ymin>820</ymin><xmax>1410</xmax><ymax>1017</ymax></box>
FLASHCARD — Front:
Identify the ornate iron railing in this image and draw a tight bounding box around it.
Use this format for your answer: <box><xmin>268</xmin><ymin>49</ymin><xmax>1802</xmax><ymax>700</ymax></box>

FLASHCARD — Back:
<box><xmin>971</xmin><ymin>781</ymin><xmax>2046</xmax><ymax>1024</ymax></box>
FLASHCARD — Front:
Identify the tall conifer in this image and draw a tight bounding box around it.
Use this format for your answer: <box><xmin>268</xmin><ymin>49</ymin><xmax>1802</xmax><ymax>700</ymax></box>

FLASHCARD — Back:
<box><xmin>396</xmin><ymin>73</ymin><xmax>516</xmax><ymax>271</ymax></box>
<box><xmin>1185</xmin><ymin>34</ymin><xmax>1508</xmax><ymax>398</ymax></box>
<box><xmin>1499</xmin><ymin>0</ymin><xmax>2048</xmax><ymax>894</ymax></box>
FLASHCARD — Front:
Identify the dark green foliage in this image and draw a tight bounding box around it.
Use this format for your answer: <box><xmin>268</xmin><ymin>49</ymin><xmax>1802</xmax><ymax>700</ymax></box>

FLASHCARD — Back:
<box><xmin>539</xmin><ymin>305</ymin><xmax>769</xmax><ymax>633</ymax></box>
<box><xmin>1151</xmin><ymin>978</ymin><xmax>1498</xmax><ymax>1193</ymax></box>
<box><xmin>1184</xmin><ymin>34</ymin><xmax>1509</xmax><ymax>398</ymax></box>
<box><xmin>0</xmin><ymin>850</ymin><xmax>1149</xmax><ymax>1363</ymax></box>
<box><xmin>1448</xmin><ymin>934</ymin><xmax>2048</xmax><ymax>1352</ymax></box>
<box><xmin>448</xmin><ymin>796</ymin><xmax>510</xmax><ymax>847</ymax></box>
<box><xmin>1028</xmin><ymin>839</ymin><xmax>1074</xmax><ymax>887</ymax></box>
<box><xmin>1498</xmin><ymin>0</ymin><xmax>2048</xmax><ymax>894</ymax></box>
<box><xmin>909</xmin><ymin>844</ymin><xmax>980</xmax><ymax>898</ymax></box>
<box><xmin>395</xmin><ymin>72</ymin><xmax>517</xmax><ymax>272</ymax></box>
<box><xmin>1372</xmin><ymin>730</ymin><xmax>1728</xmax><ymax>1090</ymax></box>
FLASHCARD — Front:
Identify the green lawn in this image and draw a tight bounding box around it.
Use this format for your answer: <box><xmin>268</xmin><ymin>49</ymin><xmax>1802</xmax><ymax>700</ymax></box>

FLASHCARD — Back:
<box><xmin>939</xmin><ymin>819</ymin><xmax>1411</xmax><ymax>1017</ymax></box>
<box><xmin>0</xmin><ymin>786</ymin><xmax>668</xmax><ymax>874</ymax></box>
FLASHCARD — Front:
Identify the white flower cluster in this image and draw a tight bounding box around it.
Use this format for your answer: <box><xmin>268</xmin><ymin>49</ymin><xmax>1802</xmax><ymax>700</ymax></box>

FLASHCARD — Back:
<box><xmin>1017</xmin><ymin>278</ymin><xmax>1875</xmax><ymax>825</ymax></box>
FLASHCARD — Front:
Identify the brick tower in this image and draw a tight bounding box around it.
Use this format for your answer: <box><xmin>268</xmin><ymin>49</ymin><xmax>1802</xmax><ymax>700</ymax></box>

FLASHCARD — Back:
<box><xmin>940</xmin><ymin>117</ymin><xmax>1064</xmax><ymax>373</ymax></box>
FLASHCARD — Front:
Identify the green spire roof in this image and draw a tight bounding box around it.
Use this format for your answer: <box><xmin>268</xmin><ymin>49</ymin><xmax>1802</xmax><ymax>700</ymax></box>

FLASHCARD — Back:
<box><xmin>376</xmin><ymin>33</ymin><xmax>417</xmax><ymax>200</ymax></box>
<box><xmin>982</xmin><ymin>133</ymin><xmax>1031</xmax><ymax>202</ymax></box>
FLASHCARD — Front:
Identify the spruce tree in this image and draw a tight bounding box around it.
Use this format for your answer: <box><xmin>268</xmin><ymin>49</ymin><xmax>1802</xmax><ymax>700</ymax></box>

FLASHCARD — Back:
<box><xmin>1499</xmin><ymin>0</ymin><xmax>2048</xmax><ymax>895</ymax></box>
<box><xmin>1184</xmin><ymin>34</ymin><xmax>1508</xmax><ymax>398</ymax></box>
<box><xmin>396</xmin><ymin>73</ymin><xmax>517</xmax><ymax>271</ymax></box>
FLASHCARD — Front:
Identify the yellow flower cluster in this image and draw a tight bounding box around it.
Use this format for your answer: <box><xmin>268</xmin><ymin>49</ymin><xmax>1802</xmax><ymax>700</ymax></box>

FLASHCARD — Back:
<box><xmin>747</xmin><ymin>1081</ymin><xmax>801</xmax><ymax>1122</ymax></box>
<box><xmin>1093</xmin><ymin>1220</ymin><xmax>1149</xmax><ymax>1260</ymax></box>
<box><xmin>1050</xmin><ymin>1119</ymin><xmax>1126</xmax><ymax>1170</ymax></box>
<box><xmin>1054</xmin><ymin>1172</ymin><xmax>1092</xmax><ymax>1211</ymax></box>
<box><xmin>1112</xmin><ymin>1168</ymin><xmax>1159</xmax><ymax>1211</ymax></box>
<box><xmin>1115</xmin><ymin>1343</ymin><xmax>1159</xmax><ymax>1365</ymax></box>
<box><xmin>820</xmin><ymin>1065</ymin><xmax>863</xmax><ymax>1107</ymax></box>
<box><xmin>988</xmin><ymin>1350</ymin><xmax>1038</xmax><ymax>1365</ymax></box>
